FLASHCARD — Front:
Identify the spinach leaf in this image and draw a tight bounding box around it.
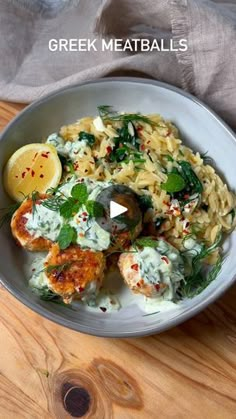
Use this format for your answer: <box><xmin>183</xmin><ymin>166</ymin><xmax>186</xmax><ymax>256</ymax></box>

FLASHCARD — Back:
<box><xmin>79</xmin><ymin>131</ymin><xmax>95</xmax><ymax>146</ymax></box>
<box><xmin>178</xmin><ymin>161</ymin><xmax>203</xmax><ymax>195</ymax></box>
<box><xmin>161</xmin><ymin>173</ymin><xmax>186</xmax><ymax>193</ymax></box>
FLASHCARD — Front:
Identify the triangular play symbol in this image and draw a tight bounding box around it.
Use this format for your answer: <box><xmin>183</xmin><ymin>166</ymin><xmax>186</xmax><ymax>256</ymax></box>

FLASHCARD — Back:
<box><xmin>110</xmin><ymin>200</ymin><xmax>128</xmax><ymax>219</ymax></box>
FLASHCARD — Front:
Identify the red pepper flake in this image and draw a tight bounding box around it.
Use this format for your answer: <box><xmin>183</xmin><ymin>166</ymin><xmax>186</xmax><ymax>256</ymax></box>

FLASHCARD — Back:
<box><xmin>40</xmin><ymin>174</ymin><xmax>44</xmax><ymax>179</ymax></box>
<box><xmin>140</xmin><ymin>144</ymin><xmax>145</xmax><ymax>151</ymax></box>
<box><xmin>26</xmin><ymin>167</ymin><xmax>30</xmax><ymax>172</ymax></box>
<box><xmin>100</xmin><ymin>307</ymin><xmax>107</xmax><ymax>312</ymax></box>
<box><xmin>46</xmin><ymin>151</ymin><xmax>50</xmax><ymax>155</ymax></box>
<box><xmin>165</xmin><ymin>128</ymin><xmax>172</xmax><ymax>137</ymax></box>
<box><xmin>155</xmin><ymin>283</ymin><xmax>160</xmax><ymax>291</ymax></box>
<box><xmin>163</xmin><ymin>201</ymin><xmax>171</xmax><ymax>207</ymax></box>
<box><xmin>41</xmin><ymin>153</ymin><xmax>49</xmax><ymax>158</ymax></box>
<box><xmin>15</xmin><ymin>175</ymin><xmax>19</xmax><ymax>179</ymax></box>
<box><xmin>106</xmin><ymin>146</ymin><xmax>112</xmax><ymax>154</ymax></box>
<box><xmin>31</xmin><ymin>170</ymin><xmax>35</xmax><ymax>177</ymax></box>
<box><xmin>165</xmin><ymin>210</ymin><xmax>174</xmax><ymax>215</ymax></box>
<box><xmin>184</xmin><ymin>194</ymin><xmax>190</xmax><ymax>199</ymax></box>
<box><xmin>136</xmin><ymin>282</ymin><xmax>141</xmax><ymax>288</ymax></box>
<box><xmin>78</xmin><ymin>286</ymin><xmax>84</xmax><ymax>293</ymax></box>
<box><xmin>137</xmin><ymin>126</ymin><xmax>143</xmax><ymax>132</ymax></box>
<box><xmin>185</xmin><ymin>222</ymin><xmax>190</xmax><ymax>228</ymax></box>
<box><xmin>82</xmin><ymin>212</ymin><xmax>88</xmax><ymax>216</ymax></box>
<box><xmin>22</xmin><ymin>172</ymin><xmax>26</xmax><ymax>179</ymax></box>
<box><xmin>183</xmin><ymin>229</ymin><xmax>189</xmax><ymax>234</ymax></box>
<box><xmin>161</xmin><ymin>256</ymin><xmax>169</xmax><ymax>264</ymax></box>
<box><xmin>83</xmin><ymin>218</ymin><xmax>87</xmax><ymax>222</ymax></box>
<box><xmin>131</xmin><ymin>263</ymin><xmax>139</xmax><ymax>271</ymax></box>
<box><xmin>147</xmin><ymin>140</ymin><xmax>151</xmax><ymax>145</ymax></box>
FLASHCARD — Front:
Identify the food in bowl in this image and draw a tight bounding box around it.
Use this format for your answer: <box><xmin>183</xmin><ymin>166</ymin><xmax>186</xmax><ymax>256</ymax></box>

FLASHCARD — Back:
<box><xmin>2</xmin><ymin>106</ymin><xmax>236</xmax><ymax>312</ymax></box>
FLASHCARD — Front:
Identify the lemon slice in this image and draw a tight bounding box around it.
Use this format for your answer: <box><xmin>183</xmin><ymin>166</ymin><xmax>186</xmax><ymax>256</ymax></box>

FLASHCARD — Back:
<box><xmin>3</xmin><ymin>143</ymin><xmax>62</xmax><ymax>201</ymax></box>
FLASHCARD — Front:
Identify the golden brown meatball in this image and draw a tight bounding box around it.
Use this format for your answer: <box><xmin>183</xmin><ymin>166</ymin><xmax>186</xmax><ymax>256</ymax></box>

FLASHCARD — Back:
<box><xmin>44</xmin><ymin>244</ymin><xmax>106</xmax><ymax>303</ymax></box>
<box><xmin>11</xmin><ymin>195</ymin><xmax>52</xmax><ymax>251</ymax></box>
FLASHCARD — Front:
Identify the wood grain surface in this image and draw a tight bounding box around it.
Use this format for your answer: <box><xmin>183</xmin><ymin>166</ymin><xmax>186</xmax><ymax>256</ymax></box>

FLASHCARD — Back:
<box><xmin>0</xmin><ymin>101</ymin><xmax>236</xmax><ymax>419</ymax></box>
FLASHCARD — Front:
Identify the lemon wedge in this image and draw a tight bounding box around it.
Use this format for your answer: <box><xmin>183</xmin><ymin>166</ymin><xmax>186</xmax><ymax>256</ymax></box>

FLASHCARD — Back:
<box><xmin>3</xmin><ymin>143</ymin><xmax>62</xmax><ymax>201</ymax></box>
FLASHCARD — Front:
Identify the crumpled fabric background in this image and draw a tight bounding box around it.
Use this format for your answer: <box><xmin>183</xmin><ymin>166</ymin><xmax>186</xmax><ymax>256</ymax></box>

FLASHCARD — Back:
<box><xmin>0</xmin><ymin>0</ymin><xmax>236</xmax><ymax>129</ymax></box>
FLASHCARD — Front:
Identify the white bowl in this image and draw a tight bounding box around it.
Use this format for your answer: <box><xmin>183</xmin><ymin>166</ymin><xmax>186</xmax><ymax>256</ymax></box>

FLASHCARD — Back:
<box><xmin>0</xmin><ymin>78</ymin><xmax>235</xmax><ymax>337</ymax></box>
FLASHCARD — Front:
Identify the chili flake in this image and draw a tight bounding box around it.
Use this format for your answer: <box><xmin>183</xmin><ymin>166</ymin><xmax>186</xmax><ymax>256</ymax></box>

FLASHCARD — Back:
<box><xmin>161</xmin><ymin>256</ymin><xmax>169</xmax><ymax>264</ymax></box>
<box><xmin>131</xmin><ymin>263</ymin><xmax>139</xmax><ymax>271</ymax></box>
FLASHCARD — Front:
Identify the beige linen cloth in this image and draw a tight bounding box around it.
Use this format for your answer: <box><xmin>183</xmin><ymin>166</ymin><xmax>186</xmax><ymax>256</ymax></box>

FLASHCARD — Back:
<box><xmin>0</xmin><ymin>0</ymin><xmax>236</xmax><ymax>129</ymax></box>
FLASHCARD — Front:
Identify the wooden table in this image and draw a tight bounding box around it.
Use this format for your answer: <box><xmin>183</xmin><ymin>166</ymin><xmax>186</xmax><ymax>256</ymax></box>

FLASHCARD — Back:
<box><xmin>0</xmin><ymin>101</ymin><xmax>236</xmax><ymax>419</ymax></box>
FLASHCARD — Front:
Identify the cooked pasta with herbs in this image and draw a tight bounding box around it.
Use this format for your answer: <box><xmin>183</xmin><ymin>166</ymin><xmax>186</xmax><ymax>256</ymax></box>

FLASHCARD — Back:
<box><xmin>3</xmin><ymin>106</ymin><xmax>236</xmax><ymax>309</ymax></box>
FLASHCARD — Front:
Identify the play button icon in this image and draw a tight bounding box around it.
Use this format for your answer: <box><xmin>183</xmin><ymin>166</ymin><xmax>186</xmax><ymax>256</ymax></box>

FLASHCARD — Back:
<box><xmin>95</xmin><ymin>185</ymin><xmax>142</xmax><ymax>234</ymax></box>
<box><xmin>110</xmin><ymin>201</ymin><xmax>128</xmax><ymax>219</ymax></box>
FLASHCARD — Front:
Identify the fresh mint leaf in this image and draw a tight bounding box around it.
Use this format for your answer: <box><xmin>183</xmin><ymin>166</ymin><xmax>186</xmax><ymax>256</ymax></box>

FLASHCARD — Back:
<box><xmin>58</xmin><ymin>224</ymin><xmax>77</xmax><ymax>250</ymax></box>
<box><xmin>71</xmin><ymin>183</ymin><xmax>88</xmax><ymax>203</ymax></box>
<box><xmin>86</xmin><ymin>200</ymin><xmax>104</xmax><ymax>218</ymax></box>
<box><xmin>161</xmin><ymin>173</ymin><xmax>186</xmax><ymax>193</ymax></box>
<box><xmin>59</xmin><ymin>198</ymin><xmax>77</xmax><ymax>219</ymax></box>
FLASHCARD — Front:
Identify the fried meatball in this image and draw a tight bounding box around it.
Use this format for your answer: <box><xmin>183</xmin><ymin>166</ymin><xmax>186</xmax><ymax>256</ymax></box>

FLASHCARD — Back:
<box><xmin>118</xmin><ymin>243</ymin><xmax>184</xmax><ymax>298</ymax></box>
<box><xmin>44</xmin><ymin>244</ymin><xmax>106</xmax><ymax>303</ymax></box>
<box><xmin>11</xmin><ymin>195</ymin><xmax>52</xmax><ymax>251</ymax></box>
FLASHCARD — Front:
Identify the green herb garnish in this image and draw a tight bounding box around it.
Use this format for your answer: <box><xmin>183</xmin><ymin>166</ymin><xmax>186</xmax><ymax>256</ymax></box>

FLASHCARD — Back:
<box><xmin>178</xmin><ymin>161</ymin><xmax>203</xmax><ymax>195</ymax></box>
<box><xmin>163</xmin><ymin>155</ymin><xmax>174</xmax><ymax>162</ymax></box>
<box><xmin>229</xmin><ymin>208</ymin><xmax>235</xmax><ymax>222</ymax></box>
<box><xmin>0</xmin><ymin>202</ymin><xmax>21</xmax><ymax>228</ymax></box>
<box><xmin>135</xmin><ymin>237</ymin><xmax>159</xmax><ymax>248</ymax></box>
<box><xmin>79</xmin><ymin>131</ymin><xmax>95</xmax><ymax>146</ymax></box>
<box><xmin>33</xmin><ymin>286</ymin><xmax>74</xmax><ymax>309</ymax></box>
<box><xmin>86</xmin><ymin>200</ymin><xmax>104</xmax><ymax>218</ymax></box>
<box><xmin>161</xmin><ymin>173</ymin><xmax>186</xmax><ymax>193</ymax></box>
<box><xmin>71</xmin><ymin>183</ymin><xmax>88</xmax><ymax>203</ymax></box>
<box><xmin>44</xmin><ymin>262</ymin><xmax>72</xmax><ymax>274</ymax></box>
<box><xmin>57</xmin><ymin>224</ymin><xmax>77</xmax><ymax>249</ymax></box>
<box><xmin>98</xmin><ymin>105</ymin><xmax>158</xmax><ymax>126</ymax></box>
<box><xmin>200</xmin><ymin>151</ymin><xmax>213</xmax><ymax>165</ymax></box>
<box><xmin>59</xmin><ymin>197</ymin><xmax>79</xmax><ymax>219</ymax></box>
<box><xmin>180</xmin><ymin>233</ymin><xmax>223</xmax><ymax>297</ymax></box>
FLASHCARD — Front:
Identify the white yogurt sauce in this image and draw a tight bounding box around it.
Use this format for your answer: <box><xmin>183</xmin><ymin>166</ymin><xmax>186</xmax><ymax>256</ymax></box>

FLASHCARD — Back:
<box><xmin>25</xmin><ymin>205</ymin><xmax>64</xmax><ymax>242</ymax></box>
